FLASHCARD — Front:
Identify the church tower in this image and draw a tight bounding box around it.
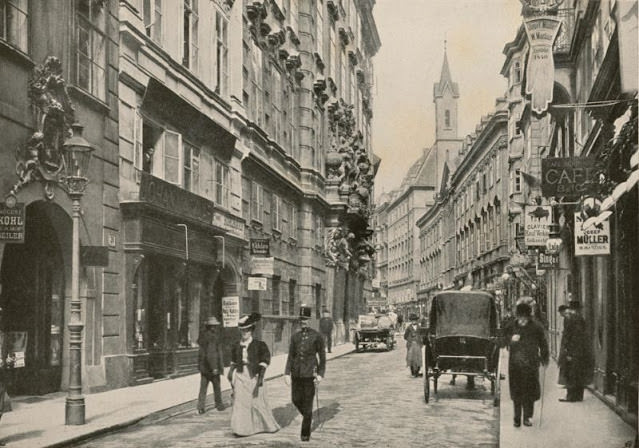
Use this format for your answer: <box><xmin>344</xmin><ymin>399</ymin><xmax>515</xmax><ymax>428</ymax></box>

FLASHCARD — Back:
<box><xmin>433</xmin><ymin>45</ymin><xmax>459</xmax><ymax>141</ymax></box>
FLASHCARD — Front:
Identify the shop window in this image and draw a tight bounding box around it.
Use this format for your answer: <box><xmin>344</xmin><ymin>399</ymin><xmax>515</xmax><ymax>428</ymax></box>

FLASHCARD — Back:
<box><xmin>215</xmin><ymin>10</ymin><xmax>228</xmax><ymax>95</ymax></box>
<box><xmin>143</xmin><ymin>0</ymin><xmax>162</xmax><ymax>43</ymax></box>
<box><xmin>75</xmin><ymin>0</ymin><xmax>107</xmax><ymax>100</ymax></box>
<box><xmin>1</xmin><ymin>0</ymin><xmax>28</xmax><ymax>53</ymax></box>
<box><xmin>183</xmin><ymin>0</ymin><xmax>198</xmax><ymax>70</ymax></box>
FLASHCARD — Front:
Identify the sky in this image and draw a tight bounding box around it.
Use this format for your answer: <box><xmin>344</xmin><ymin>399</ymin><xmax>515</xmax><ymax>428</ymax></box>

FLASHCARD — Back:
<box><xmin>371</xmin><ymin>0</ymin><xmax>523</xmax><ymax>198</ymax></box>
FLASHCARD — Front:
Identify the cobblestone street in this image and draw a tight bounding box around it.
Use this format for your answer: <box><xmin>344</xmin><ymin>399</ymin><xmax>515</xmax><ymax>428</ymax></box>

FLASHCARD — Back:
<box><xmin>73</xmin><ymin>340</ymin><xmax>498</xmax><ymax>447</ymax></box>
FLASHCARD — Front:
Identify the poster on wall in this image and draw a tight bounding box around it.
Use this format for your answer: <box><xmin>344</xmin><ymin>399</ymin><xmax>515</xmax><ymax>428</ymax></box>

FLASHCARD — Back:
<box><xmin>6</xmin><ymin>331</ymin><xmax>28</xmax><ymax>368</ymax></box>
<box><xmin>524</xmin><ymin>205</ymin><xmax>552</xmax><ymax>246</ymax></box>
<box><xmin>574</xmin><ymin>213</ymin><xmax>610</xmax><ymax>256</ymax></box>
<box><xmin>222</xmin><ymin>296</ymin><xmax>240</xmax><ymax>327</ymax></box>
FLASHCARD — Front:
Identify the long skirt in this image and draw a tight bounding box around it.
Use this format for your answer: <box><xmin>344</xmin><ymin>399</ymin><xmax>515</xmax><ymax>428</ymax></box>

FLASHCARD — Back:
<box><xmin>406</xmin><ymin>342</ymin><xmax>423</xmax><ymax>370</ymax></box>
<box><xmin>230</xmin><ymin>369</ymin><xmax>280</xmax><ymax>437</ymax></box>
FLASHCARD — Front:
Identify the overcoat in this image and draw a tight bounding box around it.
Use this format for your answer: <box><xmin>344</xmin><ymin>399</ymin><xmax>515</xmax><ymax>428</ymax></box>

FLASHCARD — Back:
<box><xmin>404</xmin><ymin>323</ymin><xmax>423</xmax><ymax>369</ymax></box>
<box><xmin>558</xmin><ymin>313</ymin><xmax>593</xmax><ymax>387</ymax></box>
<box><xmin>504</xmin><ymin>319</ymin><xmax>549</xmax><ymax>402</ymax></box>
<box><xmin>285</xmin><ymin>328</ymin><xmax>326</xmax><ymax>378</ymax></box>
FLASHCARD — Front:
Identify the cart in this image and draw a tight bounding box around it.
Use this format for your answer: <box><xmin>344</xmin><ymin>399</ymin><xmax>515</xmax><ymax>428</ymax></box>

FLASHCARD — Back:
<box><xmin>353</xmin><ymin>314</ymin><xmax>395</xmax><ymax>352</ymax></box>
<box><xmin>423</xmin><ymin>290</ymin><xmax>501</xmax><ymax>406</ymax></box>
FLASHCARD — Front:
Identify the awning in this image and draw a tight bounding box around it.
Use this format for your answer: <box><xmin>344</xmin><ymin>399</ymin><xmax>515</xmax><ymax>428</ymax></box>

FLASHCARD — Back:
<box><xmin>142</xmin><ymin>78</ymin><xmax>236</xmax><ymax>158</ymax></box>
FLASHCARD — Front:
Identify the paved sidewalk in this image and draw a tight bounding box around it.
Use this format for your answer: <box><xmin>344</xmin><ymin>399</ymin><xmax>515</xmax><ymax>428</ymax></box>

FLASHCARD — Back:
<box><xmin>0</xmin><ymin>343</ymin><xmax>355</xmax><ymax>447</ymax></box>
<box><xmin>499</xmin><ymin>349</ymin><xmax>636</xmax><ymax>448</ymax></box>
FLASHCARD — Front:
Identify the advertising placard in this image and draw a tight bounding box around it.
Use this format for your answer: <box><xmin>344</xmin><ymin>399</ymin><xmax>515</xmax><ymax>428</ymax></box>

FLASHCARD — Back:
<box><xmin>251</xmin><ymin>257</ymin><xmax>274</xmax><ymax>276</ymax></box>
<box><xmin>222</xmin><ymin>296</ymin><xmax>240</xmax><ymax>327</ymax></box>
<box><xmin>574</xmin><ymin>213</ymin><xmax>610</xmax><ymax>256</ymax></box>
<box><xmin>524</xmin><ymin>205</ymin><xmax>552</xmax><ymax>247</ymax></box>
<box><xmin>0</xmin><ymin>202</ymin><xmax>25</xmax><ymax>243</ymax></box>
<box><xmin>537</xmin><ymin>250</ymin><xmax>559</xmax><ymax>269</ymax></box>
<box><xmin>248</xmin><ymin>276</ymin><xmax>267</xmax><ymax>291</ymax></box>
<box><xmin>250</xmin><ymin>238</ymin><xmax>270</xmax><ymax>256</ymax></box>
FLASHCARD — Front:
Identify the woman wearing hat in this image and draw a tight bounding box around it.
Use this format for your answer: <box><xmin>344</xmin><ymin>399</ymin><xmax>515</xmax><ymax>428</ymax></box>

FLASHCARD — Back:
<box><xmin>503</xmin><ymin>301</ymin><xmax>549</xmax><ymax>428</ymax></box>
<box><xmin>404</xmin><ymin>314</ymin><xmax>423</xmax><ymax>377</ymax></box>
<box><xmin>228</xmin><ymin>313</ymin><xmax>279</xmax><ymax>437</ymax></box>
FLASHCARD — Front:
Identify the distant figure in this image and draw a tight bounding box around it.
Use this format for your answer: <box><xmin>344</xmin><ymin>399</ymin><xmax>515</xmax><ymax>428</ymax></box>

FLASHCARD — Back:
<box><xmin>387</xmin><ymin>310</ymin><xmax>398</xmax><ymax>329</ymax></box>
<box><xmin>404</xmin><ymin>314</ymin><xmax>423</xmax><ymax>377</ymax></box>
<box><xmin>558</xmin><ymin>300</ymin><xmax>592</xmax><ymax>402</ymax></box>
<box><xmin>228</xmin><ymin>313</ymin><xmax>279</xmax><ymax>437</ymax></box>
<box><xmin>197</xmin><ymin>316</ymin><xmax>225</xmax><ymax>414</ymax></box>
<box><xmin>319</xmin><ymin>310</ymin><xmax>334</xmax><ymax>353</ymax></box>
<box><xmin>284</xmin><ymin>305</ymin><xmax>326</xmax><ymax>442</ymax></box>
<box><xmin>0</xmin><ymin>307</ymin><xmax>13</xmax><ymax>444</ymax></box>
<box><xmin>503</xmin><ymin>302</ymin><xmax>549</xmax><ymax>428</ymax></box>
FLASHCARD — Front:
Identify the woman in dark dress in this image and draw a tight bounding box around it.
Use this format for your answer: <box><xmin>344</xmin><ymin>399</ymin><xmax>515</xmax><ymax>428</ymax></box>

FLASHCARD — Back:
<box><xmin>227</xmin><ymin>313</ymin><xmax>280</xmax><ymax>437</ymax></box>
<box><xmin>504</xmin><ymin>302</ymin><xmax>549</xmax><ymax>428</ymax></box>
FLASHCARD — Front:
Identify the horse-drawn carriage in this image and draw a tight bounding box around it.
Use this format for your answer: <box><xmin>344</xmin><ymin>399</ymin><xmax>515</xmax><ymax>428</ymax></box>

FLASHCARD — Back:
<box><xmin>423</xmin><ymin>290</ymin><xmax>501</xmax><ymax>405</ymax></box>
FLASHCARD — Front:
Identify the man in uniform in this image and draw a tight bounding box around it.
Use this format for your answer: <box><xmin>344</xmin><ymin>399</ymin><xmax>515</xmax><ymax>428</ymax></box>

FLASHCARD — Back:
<box><xmin>284</xmin><ymin>305</ymin><xmax>326</xmax><ymax>442</ymax></box>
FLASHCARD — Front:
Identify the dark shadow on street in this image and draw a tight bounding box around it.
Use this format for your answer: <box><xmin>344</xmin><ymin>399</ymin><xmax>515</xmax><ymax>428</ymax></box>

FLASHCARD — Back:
<box><xmin>311</xmin><ymin>401</ymin><xmax>340</xmax><ymax>431</ymax></box>
<box><xmin>271</xmin><ymin>402</ymin><xmax>298</xmax><ymax>428</ymax></box>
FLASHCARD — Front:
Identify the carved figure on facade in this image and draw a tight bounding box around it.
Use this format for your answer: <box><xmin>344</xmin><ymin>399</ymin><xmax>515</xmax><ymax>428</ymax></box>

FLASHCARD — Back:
<box><xmin>325</xmin><ymin>227</ymin><xmax>354</xmax><ymax>268</ymax></box>
<box><xmin>11</xmin><ymin>56</ymin><xmax>75</xmax><ymax>199</ymax></box>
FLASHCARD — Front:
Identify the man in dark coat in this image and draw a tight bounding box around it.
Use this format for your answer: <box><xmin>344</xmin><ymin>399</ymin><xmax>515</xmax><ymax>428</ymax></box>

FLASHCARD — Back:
<box><xmin>504</xmin><ymin>302</ymin><xmax>549</xmax><ymax>427</ymax></box>
<box><xmin>318</xmin><ymin>310</ymin><xmax>334</xmax><ymax>353</ymax></box>
<box><xmin>284</xmin><ymin>305</ymin><xmax>326</xmax><ymax>442</ymax></box>
<box><xmin>197</xmin><ymin>316</ymin><xmax>225</xmax><ymax>414</ymax></box>
<box><xmin>558</xmin><ymin>300</ymin><xmax>592</xmax><ymax>402</ymax></box>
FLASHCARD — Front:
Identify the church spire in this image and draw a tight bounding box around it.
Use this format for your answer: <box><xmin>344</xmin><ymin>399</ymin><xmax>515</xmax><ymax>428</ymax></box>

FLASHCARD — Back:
<box><xmin>434</xmin><ymin>43</ymin><xmax>459</xmax><ymax>99</ymax></box>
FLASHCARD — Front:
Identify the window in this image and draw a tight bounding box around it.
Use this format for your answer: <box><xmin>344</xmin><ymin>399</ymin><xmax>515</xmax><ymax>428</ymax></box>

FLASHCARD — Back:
<box><xmin>163</xmin><ymin>130</ymin><xmax>182</xmax><ymax>185</ymax></box>
<box><xmin>272</xmin><ymin>277</ymin><xmax>280</xmax><ymax>315</ymax></box>
<box><xmin>75</xmin><ymin>0</ymin><xmax>107</xmax><ymax>100</ymax></box>
<box><xmin>289</xmin><ymin>203</ymin><xmax>297</xmax><ymax>240</ymax></box>
<box><xmin>288</xmin><ymin>280</ymin><xmax>296</xmax><ymax>316</ymax></box>
<box><xmin>215</xmin><ymin>11</ymin><xmax>228</xmax><ymax>95</ymax></box>
<box><xmin>1</xmin><ymin>0</ymin><xmax>28</xmax><ymax>52</ymax></box>
<box><xmin>514</xmin><ymin>169</ymin><xmax>522</xmax><ymax>193</ymax></box>
<box><xmin>143</xmin><ymin>0</ymin><xmax>162</xmax><ymax>43</ymax></box>
<box><xmin>513</xmin><ymin>61</ymin><xmax>521</xmax><ymax>84</ymax></box>
<box><xmin>214</xmin><ymin>160</ymin><xmax>229</xmax><ymax>208</ymax></box>
<box><xmin>251</xmin><ymin>181</ymin><xmax>264</xmax><ymax>222</ymax></box>
<box><xmin>183</xmin><ymin>142</ymin><xmax>200</xmax><ymax>194</ymax></box>
<box><xmin>445</xmin><ymin>110</ymin><xmax>451</xmax><ymax>128</ymax></box>
<box><xmin>183</xmin><ymin>0</ymin><xmax>198</xmax><ymax>70</ymax></box>
<box><xmin>272</xmin><ymin>66</ymin><xmax>282</xmax><ymax>142</ymax></box>
<box><xmin>272</xmin><ymin>194</ymin><xmax>280</xmax><ymax>231</ymax></box>
<box><xmin>281</xmin><ymin>201</ymin><xmax>289</xmax><ymax>239</ymax></box>
<box><xmin>315</xmin><ymin>0</ymin><xmax>323</xmax><ymax>57</ymax></box>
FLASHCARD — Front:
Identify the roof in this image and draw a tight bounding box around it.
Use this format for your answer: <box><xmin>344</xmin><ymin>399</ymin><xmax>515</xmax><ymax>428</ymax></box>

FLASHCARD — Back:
<box><xmin>433</xmin><ymin>51</ymin><xmax>460</xmax><ymax>98</ymax></box>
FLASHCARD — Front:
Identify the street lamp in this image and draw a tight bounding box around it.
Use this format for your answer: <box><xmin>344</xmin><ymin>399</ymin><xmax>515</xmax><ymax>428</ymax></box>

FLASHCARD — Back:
<box><xmin>60</xmin><ymin>123</ymin><xmax>94</xmax><ymax>425</ymax></box>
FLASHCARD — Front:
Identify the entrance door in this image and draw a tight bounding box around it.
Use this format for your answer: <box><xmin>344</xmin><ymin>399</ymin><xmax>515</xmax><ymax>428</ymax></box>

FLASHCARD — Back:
<box><xmin>0</xmin><ymin>202</ymin><xmax>65</xmax><ymax>395</ymax></box>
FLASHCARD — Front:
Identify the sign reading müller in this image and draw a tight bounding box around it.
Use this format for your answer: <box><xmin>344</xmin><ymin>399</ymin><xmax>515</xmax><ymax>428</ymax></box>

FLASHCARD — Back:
<box><xmin>0</xmin><ymin>202</ymin><xmax>25</xmax><ymax>243</ymax></box>
<box><xmin>574</xmin><ymin>213</ymin><xmax>610</xmax><ymax>256</ymax></box>
<box><xmin>524</xmin><ymin>16</ymin><xmax>561</xmax><ymax>114</ymax></box>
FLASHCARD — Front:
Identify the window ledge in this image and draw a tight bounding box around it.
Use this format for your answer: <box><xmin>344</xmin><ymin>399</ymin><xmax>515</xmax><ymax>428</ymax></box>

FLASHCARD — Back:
<box><xmin>68</xmin><ymin>85</ymin><xmax>110</xmax><ymax>113</ymax></box>
<box><xmin>0</xmin><ymin>40</ymin><xmax>34</xmax><ymax>68</ymax></box>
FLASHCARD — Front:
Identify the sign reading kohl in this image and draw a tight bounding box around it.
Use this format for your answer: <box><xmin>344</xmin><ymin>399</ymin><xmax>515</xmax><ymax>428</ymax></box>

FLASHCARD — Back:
<box><xmin>524</xmin><ymin>205</ymin><xmax>552</xmax><ymax>246</ymax></box>
<box><xmin>0</xmin><ymin>202</ymin><xmax>25</xmax><ymax>243</ymax></box>
<box><xmin>574</xmin><ymin>213</ymin><xmax>610</xmax><ymax>256</ymax></box>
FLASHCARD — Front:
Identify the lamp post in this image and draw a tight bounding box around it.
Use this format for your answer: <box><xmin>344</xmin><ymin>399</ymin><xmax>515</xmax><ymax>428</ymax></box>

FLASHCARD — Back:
<box><xmin>60</xmin><ymin>123</ymin><xmax>94</xmax><ymax>425</ymax></box>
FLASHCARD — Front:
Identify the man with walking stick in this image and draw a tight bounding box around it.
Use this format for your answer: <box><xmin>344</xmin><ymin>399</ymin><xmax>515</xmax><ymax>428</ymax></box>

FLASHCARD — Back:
<box><xmin>284</xmin><ymin>305</ymin><xmax>326</xmax><ymax>442</ymax></box>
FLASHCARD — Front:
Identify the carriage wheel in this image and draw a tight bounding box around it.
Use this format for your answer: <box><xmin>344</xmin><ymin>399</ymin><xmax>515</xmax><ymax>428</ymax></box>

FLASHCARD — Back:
<box><xmin>433</xmin><ymin>376</ymin><xmax>438</xmax><ymax>394</ymax></box>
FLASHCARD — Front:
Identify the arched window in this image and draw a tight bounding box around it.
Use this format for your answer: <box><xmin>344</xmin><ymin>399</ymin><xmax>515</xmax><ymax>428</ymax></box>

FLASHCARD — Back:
<box><xmin>513</xmin><ymin>61</ymin><xmax>521</xmax><ymax>84</ymax></box>
<box><xmin>445</xmin><ymin>110</ymin><xmax>451</xmax><ymax>128</ymax></box>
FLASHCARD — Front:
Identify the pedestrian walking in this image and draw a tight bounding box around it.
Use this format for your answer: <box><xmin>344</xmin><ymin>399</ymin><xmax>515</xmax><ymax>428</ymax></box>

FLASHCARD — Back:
<box><xmin>319</xmin><ymin>310</ymin><xmax>334</xmax><ymax>353</ymax></box>
<box><xmin>228</xmin><ymin>313</ymin><xmax>280</xmax><ymax>437</ymax></box>
<box><xmin>284</xmin><ymin>304</ymin><xmax>326</xmax><ymax>442</ymax></box>
<box><xmin>503</xmin><ymin>301</ymin><xmax>549</xmax><ymax>428</ymax></box>
<box><xmin>197</xmin><ymin>316</ymin><xmax>225</xmax><ymax>414</ymax></box>
<box><xmin>558</xmin><ymin>299</ymin><xmax>593</xmax><ymax>402</ymax></box>
<box><xmin>396</xmin><ymin>314</ymin><xmax>404</xmax><ymax>332</ymax></box>
<box><xmin>404</xmin><ymin>314</ymin><xmax>423</xmax><ymax>377</ymax></box>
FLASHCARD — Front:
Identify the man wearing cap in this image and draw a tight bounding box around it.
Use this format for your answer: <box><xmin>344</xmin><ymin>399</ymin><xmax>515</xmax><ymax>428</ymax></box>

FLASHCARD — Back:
<box><xmin>284</xmin><ymin>305</ymin><xmax>326</xmax><ymax>442</ymax></box>
<box><xmin>558</xmin><ymin>300</ymin><xmax>592</xmax><ymax>402</ymax></box>
<box><xmin>197</xmin><ymin>316</ymin><xmax>225</xmax><ymax>414</ymax></box>
<box><xmin>318</xmin><ymin>310</ymin><xmax>334</xmax><ymax>353</ymax></box>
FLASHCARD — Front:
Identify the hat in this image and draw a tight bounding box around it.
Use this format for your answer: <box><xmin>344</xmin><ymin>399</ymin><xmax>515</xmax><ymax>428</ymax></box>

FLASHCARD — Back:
<box><xmin>568</xmin><ymin>300</ymin><xmax>581</xmax><ymax>309</ymax></box>
<box><xmin>408</xmin><ymin>313</ymin><xmax>419</xmax><ymax>321</ymax></box>
<box><xmin>558</xmin><ymin>305</ymin><xmax>568</xmax><ymax>312</ymax></box>
<box><xmin>238</xmin><ymin>312</ymin><xmax>261</xmax><ymax>330</ymax></box>
<box><xmin>516</xmin><ymin>302</ymin><xmax>532</xmax><ymax>317</ymax></box>
<box><xmin>205</xmin><ymin>316</ymin><xmax>221</xmax><ymax>326</ymax></box>
<box><xmin>299</xmin><ymin>305</ymin><xmax>312</xmax><ymax>320</ymax></box>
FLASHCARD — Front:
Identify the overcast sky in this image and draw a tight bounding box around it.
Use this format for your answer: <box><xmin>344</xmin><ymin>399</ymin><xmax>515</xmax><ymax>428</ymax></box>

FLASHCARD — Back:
<box><xmin>371</xmin><ymin>0</ymin><xmax>523</xmax><ymax>197</ymax></box>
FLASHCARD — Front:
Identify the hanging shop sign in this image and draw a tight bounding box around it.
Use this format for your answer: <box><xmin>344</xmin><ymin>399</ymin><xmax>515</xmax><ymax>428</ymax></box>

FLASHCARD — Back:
<box><xmin>250</xmin><ymin>238</ymin><xmax>270</xmax><ymax>256</ymax></box>
<box><xmin>520</xmin><ymin>0</ymin><xmax>564</xmax><ymax>13</ymax></box>
<box><xmin>523</xmin><ymin>16</ymin><xmax>562</xmax><ymax>114</ymax></box>
<box><xmin>541</xmin><ymin>157</ymin><xmax>606</xmax><ymax>198</ymax></box>
<box><xmin>222</xmin><ymin>296</ymin><xmax>240</xmax><ymax>327</ymax></box>
<box><xmin>524</xmin><ymin>205</ymin><xmax>552</xmax><ymax>246</ymax></box>
<box><xmin>251</xmin><ymin>257</ymin><xmax>274</xmax><ymax>276</ymax></box>
<box><xmin>0</xmin><ymin>200</ymin><xmax>25</xmax><ymax>243</ymax></box>
<box><xmin>574</xmin><ymin>213</ymin><xmax>610</xmax><ymax>256</ymax></box>
<box><xmin>537</xmin><ymin>250</ymin><xmax>559</xmax><ymax>269</ymax></box>
<box><xmin>248</xmin><ymin>276</ymin><xmax>267</xmax><ymax>291</ymax></box>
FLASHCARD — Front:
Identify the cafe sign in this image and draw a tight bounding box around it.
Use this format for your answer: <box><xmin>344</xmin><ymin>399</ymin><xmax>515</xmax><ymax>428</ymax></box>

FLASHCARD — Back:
<box><xmin>524</xmin><ymin>205</ymin><xmax>552</xmax><ymax>247</ymax></box>
<box><xmin>574</xmin><ymin>213</ymin><xmax>610</xmax><ymax>256</ymax></box>
<box><xmin>542</xmin><ymin>158</ymin><xmax>606</xmax><ymax>198</ymax></box>
<box><xmin>0</xmin><ymin>200</ymin><xmax>25</xmax><ymax>243</ymax></box>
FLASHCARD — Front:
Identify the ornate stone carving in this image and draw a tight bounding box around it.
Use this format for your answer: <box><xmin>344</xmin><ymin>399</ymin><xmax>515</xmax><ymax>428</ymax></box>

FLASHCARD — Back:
<box><xmin>10</xmin><ymin>56</ymin><xmax>75</xmax><ymax>199</ymax></box>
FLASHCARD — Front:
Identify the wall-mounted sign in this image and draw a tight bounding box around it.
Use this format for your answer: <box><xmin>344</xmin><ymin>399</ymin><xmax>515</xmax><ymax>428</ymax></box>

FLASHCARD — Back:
<box><xmin>523</xmin><ymin>16</ymin><xmax>562</xmax><ymax>114</ymax></box>
<box><xmin>524</xmin><ymin>205</ymin><xmax>552</xmax><ymax>246</ymax></box>
<box><xmin>574</xmin><ymin>213</ymin><xmax>610</xmax><ymax>256</ymax></box>
<box><xmin>222</xmin><ymin>296</ymin><xmax>240</xmax><ymax>327</ymax></box>
<box><xmin>250</xmin><ymin>238</ymin><xmax>270</xmax><ymax>256</ymax></box>
<box><xmin>248</xmin><ymin>276</ymin><xmax>267</xmax><ymax>291</ymax></box>
<box><xmin>251</xmin><ymin>257</ymin><xmax>274</xmax><ymax>276</ymax></box>
<box><xmin>0</xmin><ymin>201</ymin><xmax>25</xmax><ymax>243</ymax></box>
<box><xmin>537</xmin><ymin>250</ymin><xmax>559</xmax><ymax>269</ymax></box>
<box><xmin>542</xmin><ymin>158</ymin><xmax>606</xmax><ymax>198</ymax></box>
